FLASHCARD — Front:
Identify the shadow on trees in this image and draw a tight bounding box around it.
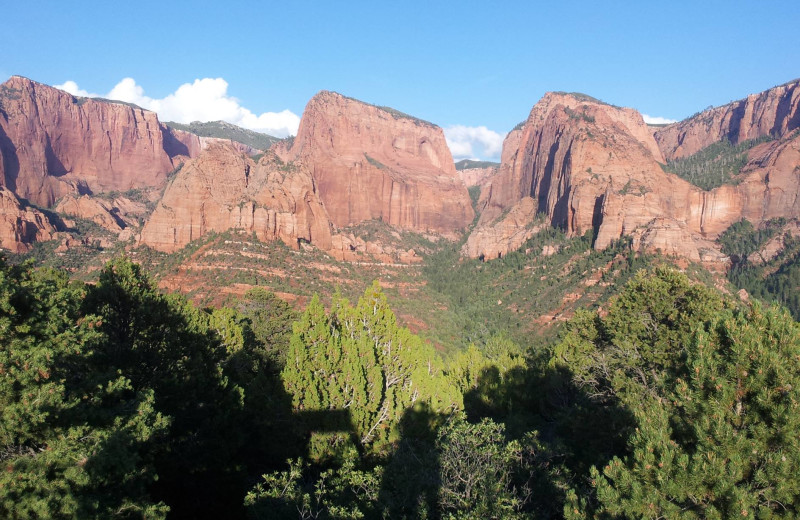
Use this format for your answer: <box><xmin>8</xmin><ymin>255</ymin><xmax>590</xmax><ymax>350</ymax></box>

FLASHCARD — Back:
<box><xmin>78</xmin><ymin>259</ymin><xmax>320</xmax><ymax>519</ymax></box>
<box><xmin>377</xmin><ymin>404</ymin><xmax>443</xmax><ymax>519</ymax></box>
<box><xmin>461</xmin><ymin>360</ymin><xmax>635</xmax><ymax>518</ymax></box>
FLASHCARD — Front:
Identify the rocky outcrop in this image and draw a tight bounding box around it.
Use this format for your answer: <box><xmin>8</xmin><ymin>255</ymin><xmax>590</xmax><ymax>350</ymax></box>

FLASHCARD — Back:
<box><xmin>655</xmin><ymin>79</ymin><xmax>800</xmax><ymax>161</ymax></box>
<box><xmin>748</xmin><ymin>220</ymin><xmax>800</xmax><ymax>265</ymax></box>
<box><xmin>457</xmin><ymin>166</ymin><xmax>497</xmax><ymax>189</ymax></box>
<box><xmin>53</xmin><ymin>194</ymin><xmax>129</xmax><ymax>233</ymax></box>
<box><xmin>465</xmin><ymin>86</ymin><xmax>800</xmax><ymax>262</ymax></box>
<box><xmin>285</xmin><ymin>91</ymin><xmax>474</xmax><ymax>235</ymax></box>
<box><xmin>462</xmin><ymin>197</ymin><xmax>542</xmax><ymax>259</ymax></box>
<box><xmin>0</xmin><ymin>76</ymin><xmax>182</xmax><ymax>208</ymax></box>
<box><xmin>467</xmin><ymin>92</ymin><xmax>674</xmax><ymax>258</ymax></box>
<box><xmin>140</xmin><ymin>143</ymin><xmax>332</xmax><ymax>253</ymax></box>
<box><xmin>328</xmin><ymin>233</ymin><xmax>422</xmax><ymax>264</ymax></box>
<box><xmin>164</xmin><ymin>127</ymin><xmax>257</xmax><ymax>160</ymax></box>
<box><xmin>0</xmin><ymin>186</ymin><xmax>56</xmax><ymax>252</ymax></box>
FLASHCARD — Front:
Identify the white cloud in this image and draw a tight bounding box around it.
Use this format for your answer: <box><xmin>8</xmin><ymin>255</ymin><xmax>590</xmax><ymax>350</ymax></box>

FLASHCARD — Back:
<box><xmin>444</xmin><ymin>125</ymin><xmax>504</xmax><ymax>161</ymax></box>
<box><xmin>57</xmin><ymin>77</ymin><xmax>301</xmax><ymax>138</ymax></box>
<box><xmin>54</xmin><ymin>80</ymin><xmax>97</xmax><ymax>98</ymax></box>
<box><xmin>642</xmin><ymin>114</ymin><xmax>678</xmax><ymax>125</ymax></box>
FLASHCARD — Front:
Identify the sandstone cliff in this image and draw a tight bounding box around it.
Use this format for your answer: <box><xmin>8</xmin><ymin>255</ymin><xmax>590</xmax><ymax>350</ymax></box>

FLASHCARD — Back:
<box><xmin>0</xmin><ymin>76</ymin><xmax>180</xmax><ymax>208</ymax></box>
<box><xmin>466</xmin><ymin>92</ymin><xmax>674</xmax><ymax>258</ymax></box>
<box><xmin>53</xmin><ymin>194</ymin><xmax>129</xmax><ymax>233</ymax></box>
<box><xmin>655</xmin><ymin>78</ymin><xmax>800</xmax><ymax>161</ymax></box>
<box><xmin>164</xmin><ymin>127</ymin><xmax>257</xmax><ymax>160</ymax></box>
<box><xmin>284</xmin><ymin>91</ymin><xmax>474</xmax><ymax>235</ymax></box>
<box><xmin>465</xmin><ymin>85</ymin><xmax>800</xmax><ymax>263</ymax></box>
<box><xmin>0</xmin><ymin>186</ymin><xmax>56</xmax><ymax>252</ymax></box>
<box><xmin>457</xmin><ymin>166</ymin><xmax>498</xmax><ymax>189</ymax></box>
<box><xmin>140</xmin><ymin>143</ymin><xmax>332</xmax><ymax>253</ymax></box>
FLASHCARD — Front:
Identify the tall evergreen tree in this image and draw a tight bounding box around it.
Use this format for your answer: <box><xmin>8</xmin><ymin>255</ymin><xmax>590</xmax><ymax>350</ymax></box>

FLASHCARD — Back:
<box><xmin>567</xmin><ymin>304</ymin><xmax>800</xmax><ymax>518</ymax></box>
<box><xmin>282</xmin><ymin>282</ymin><xmax>460</xmax><ymax>455</ymax></box>
<box><xmin>0</xmin><ymin>258</ymin><xmax>169</xmax><ymax>518</ymax></box>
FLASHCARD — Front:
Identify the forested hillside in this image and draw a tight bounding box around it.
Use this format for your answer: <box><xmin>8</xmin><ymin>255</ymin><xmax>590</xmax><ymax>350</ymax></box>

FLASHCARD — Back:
<box><xmin>3</xmin><ymin>255</ymin><xmax>800</xmax><ymax>519</ymax></box>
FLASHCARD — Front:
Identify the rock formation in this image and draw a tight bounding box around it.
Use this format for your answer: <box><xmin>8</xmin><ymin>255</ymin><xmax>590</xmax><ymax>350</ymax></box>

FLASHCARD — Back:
<box><xmin>0</xmin><ymin>76</ymin><xmax>180</xmax><ymax>208</ymax></box>
<box><xmin>457</xmin><ymin>165</ymin><xmax>498</xmax><ymax>189</ymax></box>
<box><xmin>140</xmin><ymin>93</ymin><xmax>477</xmax><ymax>257</ymax></box>
<box><xmin>283</xmin><ymin>91</ymin><xmax>474</xmax><ymax>235</ymax></box>
<box><xmin>165</xmin><ymin>127</ymin><xmax>258</xmax><ymax>160</ymax></box>
<box><xmin>4</xmin><ymin>75</ymin><xmax>798</xmax><ymax>268</ymax></box>
<box><xmin>0</xmin><ymin>186</ymin><xmax>56</xmax><ymax>252</ymax></box>
<box><xmin>465</xmin><ymin>85</ymin><xmax>800</xmax><ymax>263</ymax></box>
<box><xmin>140</xmin><ymin>143</ymin><xmax>332</xmax><ymax>253</ymax></box>
<box><xmin>53</xmin><ymin>194</ymin><xmax>129</xmax><ymax>233</ymax></box>
<box><xmin>655</xmin><ymin>78</ymin><xmax>800</xmax><ymax>161</ymax></box>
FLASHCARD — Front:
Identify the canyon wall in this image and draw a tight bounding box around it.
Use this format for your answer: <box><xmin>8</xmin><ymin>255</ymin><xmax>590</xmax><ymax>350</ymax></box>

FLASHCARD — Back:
<box><xmin>140</xmin><ymin>143</ymin><xmax>332</xmax><ymax>253</ymax></box>
<box><xmin>285</xmin><ymin>91</ymin><xmax>474</xmax><ymax>235</ymax></box>
<box><xmin>465</xmin><ymin>85</ymin><xmax>800</xmax><ymax>263</ymax></box>
<box><xmin>655</xmin><ymin>79</ymin><xmax>800</xmax><ymax>161</ymax></box>
<box><xmin>0</xmin><ymin>76</ymin><xmax>179</xmax><ymax>208</ymax></box>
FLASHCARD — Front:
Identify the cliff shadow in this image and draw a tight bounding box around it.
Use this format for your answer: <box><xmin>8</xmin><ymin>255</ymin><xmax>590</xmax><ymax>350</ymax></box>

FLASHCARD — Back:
<box><xmin>590</xmin><ymin>194</ymin><xmax>605</xmax><ymax>247</ymax></box>
<box><xmin>772</xmin><ymin>89</ymin><xmax>800</xmax><ymax>137</ymax></box>
<box><xmin>727</xmin><ymin>100</ymin><xmax>747</xmax><ymax>144</ymax></box>
<box><xmin>0</xmin><ymin>124</ymin><xmax>19</xmax><ymax>191</ymax></box>
<box><xmin>44</xmin><ymin>133</ymin><xmax>68</xmax><ymax>177</ymax></box>
<box><xmin>533</xmin><ymin>141</ymin><xmax>561</xmax><ymax>216</ymax></box>
<box><xmin>162</xmin><ymin>126</ymin><xmax>191</xmax><ymax>158</ymax></box>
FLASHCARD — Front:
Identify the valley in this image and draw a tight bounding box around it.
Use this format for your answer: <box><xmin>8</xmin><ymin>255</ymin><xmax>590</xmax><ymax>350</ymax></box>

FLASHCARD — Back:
<box><xmin>3</xmin><ymin>73</ymin><xmax>800</xmax><ymax>518</ymax></box>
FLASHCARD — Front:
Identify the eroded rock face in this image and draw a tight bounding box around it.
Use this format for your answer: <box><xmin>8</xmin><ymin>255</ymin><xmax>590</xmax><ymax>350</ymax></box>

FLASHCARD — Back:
<box><xmin>465</xmin><ymin>86</ymin><xmax>800</xmax><ymax>263</ymax></box>
<box><xmin>0</xmin><ymin>76</ymin><xmax>179</xmax><ymax>208</ymax></box>
<box><xmin>140</xmin><ymin>143</ymin><xmax>332</xmax><ymax>253</ymax></box>
<box><xmin>655</xmin><ymin>79</ymin><xmax>800</xmax><ymax>161</ymax></box>
<box><xmin>0</xmin><ymin>186</ymin><xmax>56</xmax><ymax>252</ymax></box>
<box><xmin>164</xmin><ymin>127</ymin><xmax>257</xmax><ymax>160</ymax></box>
<box><xmin>457</xmin><ymin>166</ymin><xmax>498</xmax><ymax>189</ymax></box>
<box><xmin>748</xmin><ymin>220</ymin><xmax>800</xmax><ymax>265</ymax></box>
<box><xmin>53</xmin><ymin>194</ymin><xmax>128</xmax><ymax>233</ymax></box>
<box><xmin>466</xmin><ymin>93</ymin><xmax>675</xmax><ymax>258</ymax></box>
<box><xmin>286</xmin><ymin>91</ymin><xmax>474</xmax><ymax>235</ymax></box>
<box><xmin>462</xmin><ymin>197</ymin><xmax>542</xmax><ymax>259</ymax></box>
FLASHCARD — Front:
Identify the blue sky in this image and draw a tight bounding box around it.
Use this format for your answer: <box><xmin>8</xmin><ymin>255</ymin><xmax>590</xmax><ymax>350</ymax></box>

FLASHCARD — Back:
<box><xmin>2</xmin><ymin>1</ymin><xmax>798</xmax><ymax>160</ymax></box>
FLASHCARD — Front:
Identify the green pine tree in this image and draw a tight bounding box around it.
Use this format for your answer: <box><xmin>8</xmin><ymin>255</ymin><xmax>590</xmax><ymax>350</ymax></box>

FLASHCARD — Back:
<box><xmin>570</xmin><ymin>304</ymin><xmax>800</xmax><ymax>519</ymax></box>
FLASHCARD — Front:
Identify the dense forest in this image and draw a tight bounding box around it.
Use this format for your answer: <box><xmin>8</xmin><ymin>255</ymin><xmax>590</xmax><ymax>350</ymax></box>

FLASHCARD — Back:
<box><xmin>3</xmin><ymin>253</ymin><xmax>800</xmax><ymax>519</ymax></box>
<box><xmin>718</xmin><ymin>218</ymin><xmax>800</xmax><ymax>320</ymax></box>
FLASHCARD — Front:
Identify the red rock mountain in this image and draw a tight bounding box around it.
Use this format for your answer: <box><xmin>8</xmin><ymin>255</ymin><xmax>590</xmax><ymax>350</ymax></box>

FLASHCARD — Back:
<box><xmin>655</xmin><ymin>79</ymin><xmax>800</xmax><ymax>160</ymax></box>
<box><xmin>465</xmin><ymin>84</ymin><xmax>800</xmax><ymax>263</ymax></box>
<box><xmin>3</xmin><ymin>76</ymin><xmax>798</xmax><ymax>266</ymax></box>
<box><xmin>281</xmin><ymin>91</ymin><xmax>474</xmax><ymax>235</ymax></box>
<box><xmin>0</xmin><ymin>76</ymin><xmax>182</xmax><ymax>208</ymax></box>
<box><xmin>0</xmin><ymin>76</ymin><xmax>265</xmax><ymax>251</ymax></box>
<box><xmin>140</xmin><ymin>92</ymin><xmax>475</xmax><ymax>255</ymax></box>
<box><xmin>140</xmin><ymin>143</ymin><xmax>332</xmax><ymax>253</ymax></box>
<box><xmin>0</xmin><ymin>187</ymin><xmax>55</xmax><ymax>252</ymax></box>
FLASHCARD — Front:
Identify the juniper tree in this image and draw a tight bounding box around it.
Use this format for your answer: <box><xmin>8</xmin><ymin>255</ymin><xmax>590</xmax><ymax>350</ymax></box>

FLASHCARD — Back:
<box><xmin>281</xmin><ymin>282</ymin><xmax>460</xmax><ymax>456</ymax></box>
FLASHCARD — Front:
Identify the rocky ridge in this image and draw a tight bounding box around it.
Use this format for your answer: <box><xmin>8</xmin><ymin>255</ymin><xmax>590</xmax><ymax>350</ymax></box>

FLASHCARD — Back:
<box><xmin>2</xmin><ymin>75</ymin><xmax>800</xmax><ymax>271</ymax></box>
<box><xmin>655</xmin><ymin>79</ymin><xmax>800</xmax><ymax>160</ymax></box>
<box><xmin>280</xmin><ymin>91</ymin><xmax>474</xmax><ymax>236</ymax></box>
<box><xmin>465</xmin><ymin>84</ymin><xmax>800</xmax><ymax>264</ymax></box>
<box><xmin>0</xmin><ymin>76</ymin><xmax>178</xmax><ymax>208</ymax></box>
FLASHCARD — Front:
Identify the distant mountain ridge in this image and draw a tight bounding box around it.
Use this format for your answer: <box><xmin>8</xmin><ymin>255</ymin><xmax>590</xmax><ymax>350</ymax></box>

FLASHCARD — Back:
<box><xmin>466</xmin><ymin>80</ymin><xmax>800</xmax><ymax>263</ymax></box>
<box><xmin>164</xmin><ymin>120</ymin><xmax>280</xmax><ymax>151</ymax></box>
<box><xmin>455</xmin><ymin>159</ymin><xmax>500</xmax><ymax>170</ymax></box>
<box><xmin>1</xmin><ymin>74</ymin><xmax>800</xmax><ymax>272</ymax></box>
